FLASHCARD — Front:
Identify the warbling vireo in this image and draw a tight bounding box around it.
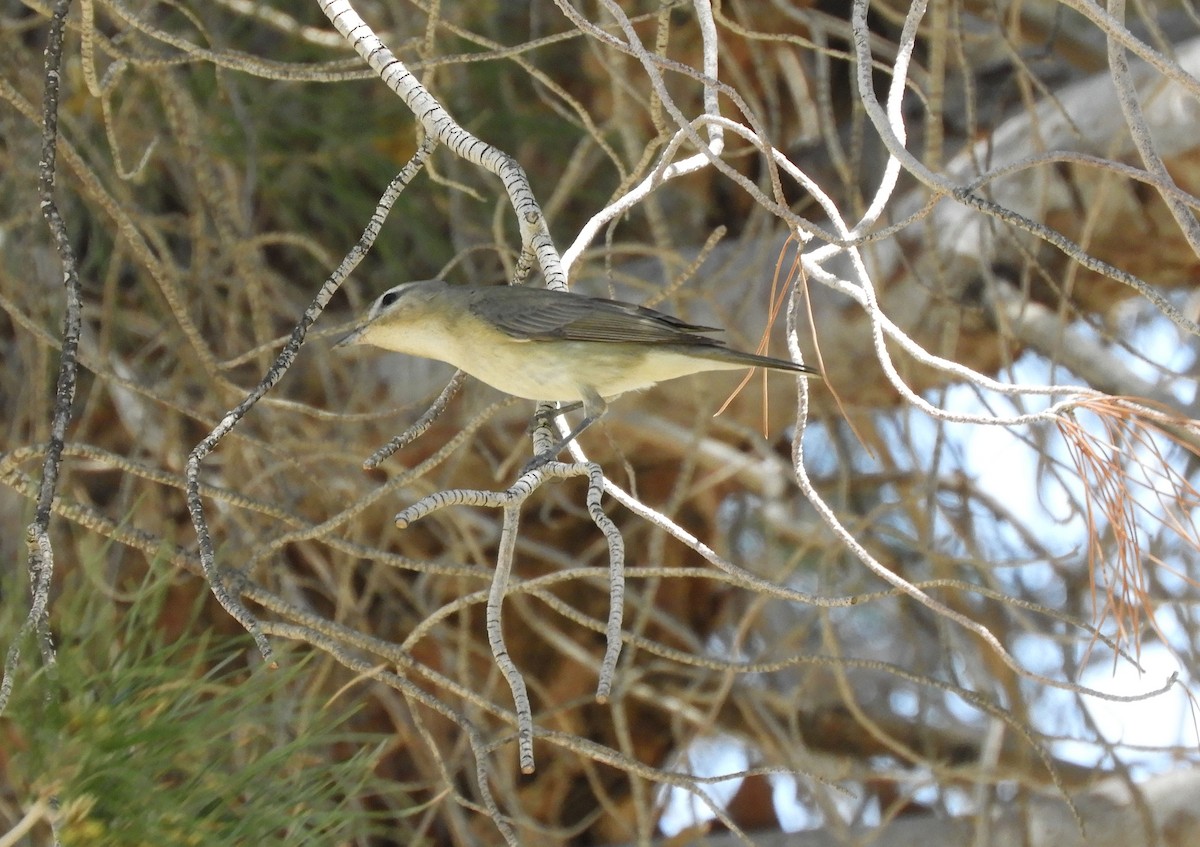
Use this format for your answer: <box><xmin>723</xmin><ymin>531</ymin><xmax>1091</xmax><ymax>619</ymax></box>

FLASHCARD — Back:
<box><xmin>337</xmin><ymin>280</ymin><xmax>817</xmax><ymax>465</ymax></box>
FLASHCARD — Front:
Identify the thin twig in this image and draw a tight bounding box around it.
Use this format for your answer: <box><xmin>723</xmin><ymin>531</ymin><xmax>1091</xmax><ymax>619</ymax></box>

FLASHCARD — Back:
<box><xmin>185</xmin><ymin>139</ymin><xmax>437</xmax><ymax>666</ymax></box>
<box><xmin>396</xmin><ymin>459</ymin><xmax>624</xmax><ymax>772</ymax></box>
<box><xmin>1</xmin><ymin>0</ymin><xmax>76</xmax><ymax>716</ymax></box>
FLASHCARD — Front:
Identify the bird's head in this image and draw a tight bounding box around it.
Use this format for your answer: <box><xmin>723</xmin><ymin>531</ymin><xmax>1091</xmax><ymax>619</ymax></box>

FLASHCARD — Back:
<box><xmin>335</xmin><ymin>280</ymin><xmax>450</xmax><ymax>351</ymax></box>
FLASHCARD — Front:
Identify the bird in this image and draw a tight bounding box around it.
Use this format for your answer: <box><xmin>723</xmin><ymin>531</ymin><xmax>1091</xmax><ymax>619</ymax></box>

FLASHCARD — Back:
<box><xmin>337</xmin><ymin>280</ymin><xmax>818</xmax><ymax>467</ymax></box>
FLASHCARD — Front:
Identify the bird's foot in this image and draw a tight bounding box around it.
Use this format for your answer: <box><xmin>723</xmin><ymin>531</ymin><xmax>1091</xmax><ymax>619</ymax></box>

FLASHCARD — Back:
<box><xmin>528</xmin><ymin>401</ymin><xmax>583</xmax><ymax>433</ymax></box>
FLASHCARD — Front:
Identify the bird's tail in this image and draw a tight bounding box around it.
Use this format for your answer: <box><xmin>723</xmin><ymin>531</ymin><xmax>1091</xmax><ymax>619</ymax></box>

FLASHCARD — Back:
<box><xmin>707</xmin><ymin>347</ymin><xmax>819</xmax><ymax>376</ymax></box>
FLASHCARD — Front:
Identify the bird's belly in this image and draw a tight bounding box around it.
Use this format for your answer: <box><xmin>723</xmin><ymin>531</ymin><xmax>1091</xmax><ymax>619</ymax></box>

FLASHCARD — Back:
<box><xmin>456</xmin><ymin>342</ymin><xmax>735</xmax><ymax>402</ymax></box>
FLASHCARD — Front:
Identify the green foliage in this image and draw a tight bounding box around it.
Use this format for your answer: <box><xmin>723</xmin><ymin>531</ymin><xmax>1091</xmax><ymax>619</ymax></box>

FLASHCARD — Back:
<box><xmin>1</xmin><ymin>564</ymin><xmax>412</xmax><ymax>846</ymax></box>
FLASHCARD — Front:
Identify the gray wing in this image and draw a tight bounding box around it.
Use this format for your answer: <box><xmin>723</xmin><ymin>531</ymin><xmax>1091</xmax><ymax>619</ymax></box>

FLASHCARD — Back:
<box><xmin>467</xmin><ymin>286</ymin><xmax>727</xmax><ymax>346</ymax></box>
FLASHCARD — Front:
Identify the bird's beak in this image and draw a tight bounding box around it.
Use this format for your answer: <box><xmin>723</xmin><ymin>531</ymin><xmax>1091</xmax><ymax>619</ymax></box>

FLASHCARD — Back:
<box><xmin>333</xmin><ymin>325</ymin><xmax>366</xmax><ymax>350</ymax></box>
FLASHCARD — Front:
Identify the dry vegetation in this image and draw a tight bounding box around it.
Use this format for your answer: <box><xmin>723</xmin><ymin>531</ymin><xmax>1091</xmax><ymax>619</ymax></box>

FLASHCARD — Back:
<box><xmin>3</xmin><ymin>1</ymin><xmax>1200</xmax><ymax>844</ymax></box>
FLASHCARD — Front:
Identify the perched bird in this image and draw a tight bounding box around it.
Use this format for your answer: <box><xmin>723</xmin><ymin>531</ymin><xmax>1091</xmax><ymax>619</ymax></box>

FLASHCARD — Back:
<box><xmin>337</xmin><ymin>280</ymin><xmax>817</xmax><ymax>466</ymax></box>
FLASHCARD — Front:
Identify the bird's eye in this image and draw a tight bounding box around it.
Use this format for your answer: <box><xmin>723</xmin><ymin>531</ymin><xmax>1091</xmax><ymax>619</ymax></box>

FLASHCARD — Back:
<box><xmin>379</xmin><ymin>289</ymin><xmax>404</xmax><ymax>309</ymax></box>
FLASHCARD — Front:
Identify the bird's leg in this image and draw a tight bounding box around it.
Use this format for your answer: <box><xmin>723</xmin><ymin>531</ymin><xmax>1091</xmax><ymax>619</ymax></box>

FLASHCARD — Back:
<box><xmin>523</xmin><ymin>388</ymin><xmax>606</xmax><ymax>472</ymax></box>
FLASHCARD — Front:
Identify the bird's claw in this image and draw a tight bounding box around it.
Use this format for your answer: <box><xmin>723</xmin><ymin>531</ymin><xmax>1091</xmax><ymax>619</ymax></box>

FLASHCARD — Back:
<box><xmin>528</xmin><ymin>401</ymin><xmax>582</xmax><ymax>433</ymax></box>
<box><xmin>527</xmin><ymin>411</ymin><xmax>555</xmax><ymax>434</ymax></box>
